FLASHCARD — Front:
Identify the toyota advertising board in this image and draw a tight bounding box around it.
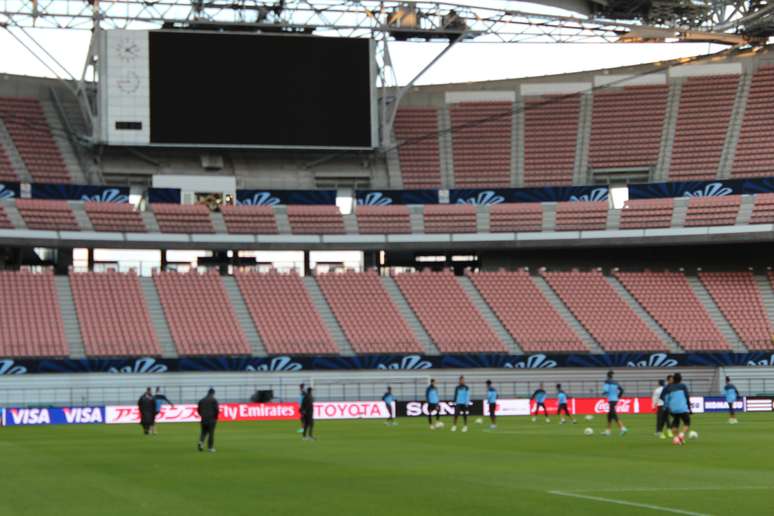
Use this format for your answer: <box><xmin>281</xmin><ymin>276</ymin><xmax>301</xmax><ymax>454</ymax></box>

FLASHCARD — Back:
<box><xmin>313</xmin><ymin>401</ymin><xmax>393</xmax><ymax>420</ymax></box>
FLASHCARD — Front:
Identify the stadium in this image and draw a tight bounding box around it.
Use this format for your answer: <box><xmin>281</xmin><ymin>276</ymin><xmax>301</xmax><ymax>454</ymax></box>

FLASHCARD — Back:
<box><xmin>1</xmin><ymin>1</ymin><xmax>774</xmax><ymax>514</ymax></box>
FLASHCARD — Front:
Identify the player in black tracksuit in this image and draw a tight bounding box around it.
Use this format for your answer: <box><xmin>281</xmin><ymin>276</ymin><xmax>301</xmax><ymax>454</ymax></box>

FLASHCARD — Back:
<box><xmin>197</xmin><ymin>388</ymin><xmax>219</xmax><ymax>452</ymax></box>
<box><xmin>301</xmin><ymin>387</ymin><xmax>315</xmax><ymax>440</ymax></box>
<box><xmin>137</xmin><ymin>387</ymin><xmax>156</xmax><ymax>435</ymax></box>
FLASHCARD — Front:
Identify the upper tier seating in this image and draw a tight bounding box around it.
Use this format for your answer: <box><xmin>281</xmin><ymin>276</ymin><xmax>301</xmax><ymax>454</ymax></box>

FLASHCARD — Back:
<box><xmin>153</xmin><ymin>270</ymin><xmax>250</xmax><ymax>355</ymax></box>
<box><xmin>355</xmin><ymin>205</ymin><xmax>412</xmax><ymax>234</ymax></box>
<box><xmin>684</xmin><ymin>196</ymin><xmax>741</xmax><ymax>227</ymax></box>
<box><xmin>287</xmin><ymin>205</ymin><xmax>345</xmax><ymax>234</ymax></box>
<box><xmin>151</xmin><ymin>203</ymin><xmax>214</xmax><ymax>233</ymax></box>
<box><xmin>469</xmin><ymin>270</ymin><xmax>589</xmax><ymax>352</ymax></box>
<box><xmin>234</xmin><ymin>271</ymin><xmax>340</xmax><ymax>355</ymax></box>
<box><xmin>70</xmin><ymin>271</ymin><xmax>160</xmax><ymax>357</ymax></box>
<box><xmin>619</xmin><ymin>198</ymin><xmax>674</xmax><ymax>229</ymax></box>
<box><xmin>0</xmin><ymin>143</ymin><xmax>17</xmax><ymax>182</ymax></box>
<box><xmin>423</xmin><ymin>204</ymin><xmax>477</xmax><ymax>233</ymax></box>
<box><xmin>221</xmin><ymin>205</ymin><xmax>278</xmax><ymax>234</ymax></box>
<box><xmin>702</xmin><ymin>271</ymin><xmax>774</xmax><ymax>350</ymax></box>
<box><xmin>523</xmin><ymin>95</ymin><xmax>580</xmax><ymax>186</ymax></box>
<box><xmin>0</xmin><ymin>97</ymin><xmax>70</xmax><ymax>183</ymax></box>
<box><xmin>750</xmin><ymin>193</ymin><xmax>774</xmax><ymax>225</ymax></box>
<box><xmin>555</xmin><ymin>201</ymin><xmax>608</xmax><ymax>231</ymax></box>
<box><xmin>394</xmin><ymin>270</ymin><xmax>507</xmax><ymax>353</ymax></box>
<box><xmin>84</xmin><ymin>202</ymin><xmax>146</xmax><ymax>233</ymax></box>
<box><xmin>614</xmin><ymin>271</ymin><xmax>729</xmax><ymax>350</ymax></box>
<box><xmin>0</xmin><ymin>204</ymin><xmax>12</xmax><ymax>229</ymax></box>
<box><xmin>732</xmin><ymin>66</ymin><xmax>774</xmax><ymax>178</ymax></box>
<box><xmin>542</xmin><ymin>270</ymin><xmax>665</xmax><ymax>351</ymax></box>
<box><xmin>394</xmin><ymin>107</ymin><xmax>443</xmax><ymax>188</ymax></box>
<box><xmin>489</xmin><ymin>203</ymin><xmax>543</xmax><ymax>232</ymax></box>
<box><xmin>668</xmin><ymin>75</ymin><xmax>738</xmax><ymax>181</ymax></box>
<box><xmin>449</xmin><ymin>102</ymin><xmax>512</xmax><ymax>187</ymax></box>
<box><xmin>16</xmin><ymin>199</ymin><xmax>79</xmax><ymax>231</ymax></box>
<box><xmin>0</xmin><ymin>270</ymin><xmax>68</xmax><ymax>357</ymax></box>
<box><xmin>589</xmin><ymin>85</ymin><xmax>668</xmax><ymax>170</ymax></box>
<box><xmin>317</xmin><ymin>271</ymin><xmax>422</xmax><ymax>354</ymax></box>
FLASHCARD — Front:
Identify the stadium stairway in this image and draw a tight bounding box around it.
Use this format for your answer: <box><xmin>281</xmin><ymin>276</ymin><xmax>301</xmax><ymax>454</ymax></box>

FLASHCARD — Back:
<box><xmin>302</xmin><ymin>276</ymin><xmax>354</xmax><ymax>356</ymax></box>
<box><xmin>457</xmin><ymin>276</ymin><xmax>523</xmax><ymax>354</ymax></box>
<box><xmin>141</xmin><ymin>211</ymin><xmax>160</xmax><ymax>233</ymax></box>
<box><xmin>0</xmin><ymin>119</ymin><xmax>30</xmax><ymax>182</ymax></box>
<box><xmin>385</xmin><ymin>131</ymin><xmax>403</xmax><ymax>188</ymax></box>
<box><xmin>55</xmin><ymin>275</ymin><xmax>85</xmax><ymax>359</ymax></box>
<box><xmin>753</xmin><ymin>273</ymin><xmax>774</xmax><ymax>334</ymax></box>
<box><xmin>671</xmin><ymin>197</ymin><xmax>689</xmax><ymax>227</ymax></box>
<box><xmin>510</xmin><ymin>98</ymin><xmax>522</xmax><ymax>186</ymax></box>
<box><xmin>0</xmin><ymin>201</ymin><xmax>26</xmax><ymax>229</ymax></box>
<box><xmin>685</xmin><ymin>274</ymin><xmax>748</xmax><ymax>353</ymax></box>
<box><xmin>437</xmin><ymin>107</ymin><xmax>454</xmax><ymax>188</ymax></box>
<box><xmin>654</xmin><ymin>80</ymin><xmax>682</xmax><ymax>182</ymax></box>
<box><xmin>139</xmin><ymin>277</ymin><xmax>177</xmax><ymax>358</ymax></box>
<box><xmin>718</xmin><ymin>71</ymin><xmax>752</xmax><ymax>179</ymax></box>
<box><xmin>222</xmin><ymin>276</ymin><xmax>266</xmax><ymax>356</ymax></box>
<box><xmin>381</xmin><ymin>276</ymin><xmax>440</xmax><ymax>355</ymax></box>
<box><xmin>69</xmin><ymin>202</ymin><xmax>94</xmax><ymax>231</ymax></box>
<box><xmin>40</xmin><ymin>100</ymin><xmax>86</xmax><ymax>184</ymax></box>
<box><xmin>735</xmin><ymin>195</ymin><xmax>755</xmax><ymax>225</ymax></box>
<box><xmin>273</xmin><ymin>206</ymin><xmax>292</xmax><ymax>234</ymax></box>
<box><xmin>210</xmin><ymin>211</ymin><xmax>228</xmax><ymax>233</ymax></box>
<box><xmin>572</xmin><ymin>92</ymin><xmax>593</xmax><ymax>185</ymax></box>
<box><xmin>532</xmin><ymin>274</ymin><xmax>603</xmax><ymax>353</ymax></box>
<box><xmin>606</xmin><ymin>275</ymin><xmax>683</xmax><ymax>353</ymax></box>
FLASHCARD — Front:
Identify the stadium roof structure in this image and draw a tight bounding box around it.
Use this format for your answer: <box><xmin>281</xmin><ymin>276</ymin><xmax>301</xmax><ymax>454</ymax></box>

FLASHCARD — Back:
<box><xmin>0</xmin><ymin>0</ymin><xmax>772</xmax><ymax>44</ymax></box>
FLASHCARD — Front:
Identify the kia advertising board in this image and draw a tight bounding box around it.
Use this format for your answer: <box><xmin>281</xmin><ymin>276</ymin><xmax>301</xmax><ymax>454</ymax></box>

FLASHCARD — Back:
<box><xmin>3</xmin><ymin>406</ymin><xmax>105</xmax><ymax>426</ymax></box>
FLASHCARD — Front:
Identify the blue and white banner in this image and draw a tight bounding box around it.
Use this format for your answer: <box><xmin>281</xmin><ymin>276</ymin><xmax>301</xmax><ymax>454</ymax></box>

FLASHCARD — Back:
<box><xmin>702</xmin><ymin>396</ymin><xmax>745</xmax><ymax>413</ymax></box>
<box><xmin>2</xmin><ymin>406</ymin><xmax>105</xmax><ymax>426</ymax></box>
<box><xmin>31</xmin><ymin>183</ymin><xmax>129</xmax><ymax>203</ymax></box>
<box><xmin>1</xmin><ymin>351</ymin><xmax>774</xmax><ymax>375</ymax></box>
<box><xmin>236</xmin><ymin>189</ymin><xmax>336</xmax><ymax>206</ymax></box>
<box><xmin>0</xmin><ymin>182</ymin><xmax>20</xmax><ymax>200</ymax></box>
<box><xmin>450</xmin><ymin>186</ymin><xmax>609</xmax><ymax>205</ymax></box>
<box><xmin>629</xmin><ymin>176</ymin><xmax>774</xmax><ymax>200</ymax></box>
<box><xmin>355</xmin><ymin>189</ymin><xmax>439</xmax><ymax>206</ymax></box>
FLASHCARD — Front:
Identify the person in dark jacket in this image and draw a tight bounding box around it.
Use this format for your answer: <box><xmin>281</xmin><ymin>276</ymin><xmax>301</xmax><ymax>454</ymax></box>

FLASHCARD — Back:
<box><xmin>197</xmin><ymin>388</ymin><xmax>219</xmax><ymax>452</ymax></box>
<box><xmin>300</xmin><ymin>387</ymin><xmax>315</xmax><ymax>440</ymax></box>
<box><xmin>138</xmin><ymin>387</ymin><xmax>156</xmax><ymax>435</ymax></box>
<box><xmin>151</xmin><ymin>387</ymin><xmax>174</xmax><ymax>435</ymax></box>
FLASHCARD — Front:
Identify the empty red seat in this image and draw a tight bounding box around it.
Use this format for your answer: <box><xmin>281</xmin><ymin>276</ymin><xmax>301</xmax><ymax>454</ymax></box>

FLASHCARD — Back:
<box><xmin>684</xmin><ymin>196</ymin><xmax>741</xmax><ymax>227</ymax></box>
<box><xmin>235</xmin><ymin>271</ymin><xmax>340</xmax><ymax>355</ymax></box>
<box><xmin>287</xmin><ymin>205</ymin><xmax>345</xmax><ymax>234</ymax></box>
<box><xmin>15</xmin><ymin>199</ymin><xmax>79</xmax><ymax>231</ymax></box>
<box><xmin>70</xmin><ymin>270</ymin><xmax>161</xmax><ymax>356</ymax></box>
<box><xmin>423</xmin><ymin>204</ymin><xmax>477</xmax><ymax>233</ymax></box>
<box><xmin>619</xmin><ymin>198</ymin><xmax>674</xmax><ymax>229</ymax></box>
<box><xmin>395</xmin><ymin>269</ymin><xmax>506</xmax><ymax>353</ymax></box>
<box><xmin>449</xmin><ymin>102</ymin><xmax>512</xmax><ymax>188</ymax></box>
<box><xmin>355</xmin><ymin>205</ymin><xmax>412</xmax><ymax>234</ymax></box>
<box><xmin>489</xmin><ymin>203</ymin><xmax>543</xmax><ymax>232</ymax></box>
<box><xmin>0</xmin><ymin>142</ymin><xmax>18</xmax><ymax>182</ymax></box>
<box><xmin>221</xmin><ymin>205</ymin><xmax>278</xmax><ymax>234</ymax></box>
<box><xmin>750</xmin><ymin>193</ymin><xmax>774</xmax><ymax>225</ymax></box>
<box><xmin>85</xmin><ymin>202</ymin><xmax>146</xmax><ymax>232</ymax></box>
<box><xmin>153</xmin><ymin>270</ymin><xmax>250</xmax><ymax>355</ymax></box>
<box><xmin>523</xmin><ymin>95</ymin><xmax>580</xmax><ymax>186</ymax></box>
<box><xmin>555</xmin><ymin>201</ymin><xmax>608</xmax><ymax>231</ymax></box>
<box><xmin>542</xmin><ymin>269</ymin><xmax>665</xmax><ymax>352</ymax></box>
<box><xmin>0</xmin><ymin>270</ymin><xmax>68</xmax><ymax>357</ymax></box>
<box><xmin>394</xmin><ymin>107</ymin><xmax>443</xmax><ymax>189</ymax></box>
<box><xmin>317</xmin><ymin>271</ymin><xmax>422</xmax><ymax>354</ymax></box>
<box><xmin>470</xmin><ymin>270</ymin><xmax>589</xmax><ymax>352</ymax></box>
<box><xmin>732</xmin><ymin>66</ymin><xmax>774</xmax><ymax>178</ymax></box>
<box><xmin>151</xmin><ymin>203</ymin><xmax>214</xmax><ymax>233</ymax></box>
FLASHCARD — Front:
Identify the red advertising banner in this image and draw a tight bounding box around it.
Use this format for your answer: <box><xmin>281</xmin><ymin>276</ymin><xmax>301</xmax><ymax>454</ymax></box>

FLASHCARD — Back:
<box><xmin>105</xmin><ymin>402</ymin><xmax>298</xmax><ymax>424</ymax></box>
<box><xmin>529</xmin><ymin>397</ymin><xmax>657</xmax><ymax>416</ymax></box>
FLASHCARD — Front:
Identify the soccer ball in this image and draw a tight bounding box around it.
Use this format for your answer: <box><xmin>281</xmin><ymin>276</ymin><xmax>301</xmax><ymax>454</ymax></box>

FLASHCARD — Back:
<box><xmin>475</xmin><ymin>418</ymin><xmax>483</xmax><ymax>425</ymax></box>
<box><xmin>672</xmin><ymin>435</ymin><xmax>685</xmax><ymax>446</ymax></box>
<box><xmin>584</xmin><ymin>427</ymin><xmax>594</xmax><ymax>436</ymax></box>
<box><xmin>688</xmin><ymin>431</ymin><xmax>698</xmax><ymax>440</ymax></box>
<box><xmin>435</xmin><ymin>421</ymin><xmax>445</xmax><ymax>428</ymax></box>
<box><xmin>584</xmin><ymin>415</ymin><xmax>594</xmax><ymax>421</ymax></box>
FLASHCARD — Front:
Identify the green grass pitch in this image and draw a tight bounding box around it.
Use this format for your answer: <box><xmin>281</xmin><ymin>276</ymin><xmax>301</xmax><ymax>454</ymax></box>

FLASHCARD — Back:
<box><xmin>1</xmin><ymin>413</ymin><xmax>772</xmax><ymax>516</ymax></box>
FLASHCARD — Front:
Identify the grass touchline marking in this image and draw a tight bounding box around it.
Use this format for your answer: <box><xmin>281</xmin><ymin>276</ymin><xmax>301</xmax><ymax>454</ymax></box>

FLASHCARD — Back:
<box><xmin>568</xmin><ymin>486</ymin><xmax>772</xmax><ymax>493</ymax></box>
<box><xmin>548</xmin><ymin>490</ymin><xmax>712</xmax><ymax>516</ymax></box>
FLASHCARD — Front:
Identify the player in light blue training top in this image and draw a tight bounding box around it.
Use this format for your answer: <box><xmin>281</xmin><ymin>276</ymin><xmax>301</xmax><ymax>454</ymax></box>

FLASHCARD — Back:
<box><xmin>486</xmin><ymin>380</ymin><xmax>498</xmax><ymax>429</ymax></box>
<box><xmin>383</xmin><ymin>386</ymin><xmax>397</xmax><ymax>426</ymax></box>
<box><xmin>451</xmin><ymin>376</ymin><xmax>470</xmax><ymax>433</ymax></box>
<box><xmin>663</xmin><ymin>372</ymin><xmax>692</xmax><ymax>442</ymax></box>
<box><xmin>723</xmin><ymin>376</ymin><xmax>739</xmax><ymax>424</ymax></box>
<box><xmin>602</xmin><ymin>371</ymin><xmax>627</xmax><ymax>436</ymax></box>
<box><xmin>530</xmin><ymin>383</ymin><xmax>550</xmax><ymax>423</ymax></box>
<box><xmin>425</xmin><ymin>379</ymin><xmax>442</xmax><ymax>429</ymax></box>
<box><xmin>556</xmin><ymin>384</ymin><xmax>576</xmax><ymax>424</ymax></box>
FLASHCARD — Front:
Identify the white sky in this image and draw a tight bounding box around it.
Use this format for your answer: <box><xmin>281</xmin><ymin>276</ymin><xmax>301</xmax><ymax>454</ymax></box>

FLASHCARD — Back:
<box><xmin>0</xmin><ymin>27</ymin><xmax>725</xmax><ymax>85</ymax></box>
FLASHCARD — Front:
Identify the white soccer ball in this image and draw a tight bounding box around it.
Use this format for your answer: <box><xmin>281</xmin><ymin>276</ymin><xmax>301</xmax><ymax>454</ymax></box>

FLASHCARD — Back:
<box><xmin>475</xmin><ymin>418</ymin><xmax>483</xmax><ymax>424</ymax></box>
<box><xmin>584</xmin><ymin>415</ymin><xmax>594</xmax><ymax>421</ymax></box>
<box><xmin>435</xmin><ymin>421</ymin><xmax>445</xmax><ymax>428</ymax></box>
<box><xmin>688</xmin><ymin>431</ymin><xmax>698</xmax><ymax>440</ymax></box>
<box><xmin>584</xmin><ymin>427</ymin><xmax>594</xmax><ymax>436</ymax></box>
